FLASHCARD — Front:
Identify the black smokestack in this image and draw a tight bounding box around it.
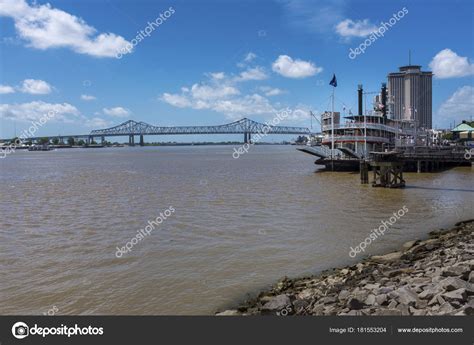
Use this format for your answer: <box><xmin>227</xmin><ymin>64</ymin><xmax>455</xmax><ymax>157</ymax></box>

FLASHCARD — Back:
<box><xmin>358</xmin><ymin>84</ymin><xmax>363</xmax><ymax>116</ymax></box>
<box><xmin>381</xmin><ymin>83</ymin><xmax>387</xmax><ymax>118</ymax></box>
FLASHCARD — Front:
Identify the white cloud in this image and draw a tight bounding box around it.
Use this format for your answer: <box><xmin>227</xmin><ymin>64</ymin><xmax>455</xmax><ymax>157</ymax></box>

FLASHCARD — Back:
<box><xmin>84</xmin><ymin>117</ymin><xmax>110</xmax><ymax>128</ymax></box>
<box><xmin>0</xmin><ymin>84</ymin><xmax>15</xmax><ymax>94</ymax></box>
<box><xmin>0</xmin><ymin>101</ymin><xmax>80</xmax><ymax>122</ymax></box>
<box><xmin>259</xmin><ymin>86</ymin><xmax>285</xmax><ymax>96</ymax></box>
<box><xmin>272</xmin><ymin>55</ymin><xmax>322</xmax><ymax>78</ymax></box>
<box><xmin>437</xmin><ymin>86</ymin><xmax>474</xmax><ymax>123</ymax></box>
<box><xmin>20</xmin><ymin>79</ymin><xmax>52</xmax><ymax>94</ymax></box>
<box><xmin>80</xmin><ymin>94</ymin><xmax>96</xmax><ymax>101</ymax></box>
<box><xmin>0</xmin><ymin>0</ymin><xmax>130</xmax><ymax>58</ymax></box>
<box><xmin>103</xmin><ymin>107</ymin><xmax>131</xmax><ymax>117</ymax></box>
<box><xmin>244</xmin><ymin>52</ymin><xmax>257</xmax><ymax>62</ymax></box>
<box><xmin>209</xmin><ymin>72</ymin><xmax>226</xmax><ymax>80</ymax></box>
<box><xmin>190</xmin><ymin>83</ymin><xmax>240</xmax><ymax>100</ymax></box>
<box><xmin>161</xmin><ymin>93</ymin><xmax>192</xmax><ymax>108</ymax></box>
<box><xmin>335</xmin><ymin>19</ymin><xmax>377</xmax><ymax>38</ymax></box>
<box><xmin>429</xmin><ymin>49</ymin><xmax>474</xmax><ymax>79</ymax></box>
<box><xmin>160</xmin><ymin>75</ymin><xmax>276</xmax><ymax>119</ymax></box>
<box><xmin>236</xmin><ymin>67</ymin><xmax>268</xmax><ymax>81</ymax></box>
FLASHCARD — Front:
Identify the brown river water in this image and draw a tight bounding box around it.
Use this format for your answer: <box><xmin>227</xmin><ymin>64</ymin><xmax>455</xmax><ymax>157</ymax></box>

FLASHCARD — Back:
<box><xmin>0</xmin><ymin>145</ymin><xmax>472</xmax><ymax>315</ymax></box>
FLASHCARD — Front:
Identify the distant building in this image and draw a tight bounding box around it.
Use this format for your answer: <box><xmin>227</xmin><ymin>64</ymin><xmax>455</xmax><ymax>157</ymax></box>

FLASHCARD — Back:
<box><xmin>387</xmin><ymin>65</ymin><xmax>433</xmax><ymax>129</ymax></box>
<box><xmin>451</xmin><ymin>122</ymin><xmax>474</xmax><ymax>142</ymax></box>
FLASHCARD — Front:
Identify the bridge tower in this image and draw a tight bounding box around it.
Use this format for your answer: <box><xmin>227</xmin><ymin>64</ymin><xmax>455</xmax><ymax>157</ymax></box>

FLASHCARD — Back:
<box><xmin>129</xmin><ymin>135</ymin><xmax>135</xmax><ymax>146</ymax></box>
<box><xmin>139</xmin><ymin>135</ymin><xmax>144</xmax><ymax>146</ymax></box>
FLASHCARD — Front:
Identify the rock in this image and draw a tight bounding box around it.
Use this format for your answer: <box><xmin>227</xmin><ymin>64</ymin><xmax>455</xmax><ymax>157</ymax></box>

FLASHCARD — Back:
<box><xmin>354</xmin><ymin>290</ymin><xmax>369</xmax><ymax>302</ymax></box>
<box><xmin>338</xmin><ymin>290</ymin><xmax>350</xmax><ymax>301</ymax></box>
<box><xmin>371</xmin><ymin>251</ymin><xmax>403</xmax><ymax>264</ymax></box>
<box><xmin>261</xmin><ymin>294</ymin><xmax>291</xmax><ymax>311</ymax></box>
<box><xmin>312</xmin><ymin>303</ymin><xmax>325</xmax><ymax>315</ymax></box>
<box><xmin>364</xmin><ymin>283</ymin><xmax>380</xmax><ymax>290</ymax></box>
<box><xmin>340</xmin><ymin>268</ymin><xmax>349</xmax><ymax>275</ymax></box>
<box><xmin>436</xmin><ymin>295</ymin><xmax>445</xmax><ymax>305</ymax></box>
<box><xmin>442</xmin><ymin>265</ymin><xmax>470</xmax><ymax>278</ymax></box>
<box><xmin>388</xmin><ymin>300</ymin><xmax>398</xmax><ymax>309</ymax></box>
<box><xmin>216</xmin><ymin>310</ymin><xmax>240</xmax><ymax>316</ymax></box>
<box><xmin>384</xmin><ymin>267</ymin><xmax>414</xmax><ymax>278</ymax></box>
<box><xmin>397</xmin><ymin>303</ymin><xmax>410</xmax><ymax>315</ymax></box>
<box><xmin>377</xmin><ymin>287</ymin><xmax>394</xmax><ymax>294</ymax></box>
<box><xmin>402</xmin><ymin>240</ymin><xmax>418</xmax><ymax>250</ymax></box>
<box><xmin>394</xmin><ymin>286</ymin><xmax>419</xmax><ymax>306</ymax></box>
<box><xmin>365</xmin><ymin>294</ymin><xmax>376</xmax><ymax>306</ymax></box>
<box><xmin>418</xmin><ymin>284</ymin><xmax>443</xmax><ymax>299</ymax></box>
<box><xmin>375</xmin><ymin>294</ymin><xmax>387</xmax><ymax>305</ymax></box>
<box><xmin>439</xmin><ymin>277</ymin><xmax>473</xmax><ymax>292</ymax></box>
<box><xmin>347</xmin><ymin>298</ymin><xmax>365</xmax><ymax>310</ymax></box>
<box><xmin>468</xmin><ymin>271</ymin><xmax>474</xmax><ymax>283</ymax></box>
<box><xmin>293</xmin><ymin>299</ymin><xmax>309</xmax><ymax>311</ymax></box>
<box><xmin>437</xmin><ymin>302</ymin><xmax>455</xmax><ymax>315</ymax></box>
<box><xmin>319</xmin><ymin>296</ymin><xmax>337</xmax><ymax>304</ymax></box>
<box><xmin>442</xmin><ymin>288</ymin><xmax>467</xmax><ymax>302</ymax></box>
<box><xmin>409</xmin><ymin>306</ymin><xmax>426</xmax><ymax>315</ymax></box>
<box><xmin>377</xmin><ymin>308</ymin><xmax>402</xmax><ymax>316</ymax></box>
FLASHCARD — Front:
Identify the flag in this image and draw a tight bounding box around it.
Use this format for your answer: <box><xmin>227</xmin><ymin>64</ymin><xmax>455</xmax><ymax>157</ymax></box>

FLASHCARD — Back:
<box><xmin>329</xmin><ymin>74</ymin><xmax>337</xmax><ymax>87</ymax></box>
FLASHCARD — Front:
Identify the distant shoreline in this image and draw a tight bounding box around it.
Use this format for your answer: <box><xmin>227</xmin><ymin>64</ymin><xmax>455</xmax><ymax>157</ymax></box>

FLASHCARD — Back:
<box><xmin>217</xmin><ymin>219</ymin><xmax>474</xmax><ymax>316</ymax></box>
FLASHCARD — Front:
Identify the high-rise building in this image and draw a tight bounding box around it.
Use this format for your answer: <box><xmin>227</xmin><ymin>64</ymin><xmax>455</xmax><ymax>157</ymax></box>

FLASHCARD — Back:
<box><xmin>387</xmin><ymin>65</ymin><xmax>432</xmax><ymax>129</ymax></box>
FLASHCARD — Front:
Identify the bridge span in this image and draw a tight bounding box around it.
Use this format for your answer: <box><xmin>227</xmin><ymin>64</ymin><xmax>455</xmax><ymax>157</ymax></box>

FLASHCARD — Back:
<box><xmin>14</xmin><ymin>118</ymin><xmax>311</xmax><ymax>145</ymax></box>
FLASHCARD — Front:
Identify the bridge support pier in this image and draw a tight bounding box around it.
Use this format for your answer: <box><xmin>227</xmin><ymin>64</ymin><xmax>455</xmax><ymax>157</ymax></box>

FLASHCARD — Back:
<box><xmin>244</xmin><ymin>132</ymin><xmax>250</xmax><ymax>144</ymax></box>
<box><xmin>139</xmin><ymin>135</ymin><xmax>144</xmax><ymax>146</ymax></box>
<box><xmin>129</xmin><ymin>135</ymin><xmax>135</xmax><ymax>146</ymax></box>
<box><xmin>101</xmin><ymin>136</ymin><xmax>105</xmax><ymax>144</ymax></box>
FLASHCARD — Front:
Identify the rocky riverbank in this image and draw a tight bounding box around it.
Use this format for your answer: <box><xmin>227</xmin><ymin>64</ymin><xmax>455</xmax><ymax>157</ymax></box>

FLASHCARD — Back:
<box><xmin>217</xmin><ymin>220</ymin><xmax>474</xmax><ymax>316</ymax></box>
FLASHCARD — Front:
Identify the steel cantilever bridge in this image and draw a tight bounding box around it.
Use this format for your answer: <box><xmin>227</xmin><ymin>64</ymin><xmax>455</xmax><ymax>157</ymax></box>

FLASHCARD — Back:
<box><xmin>45</xmin><ymin>118</ymin><xmax>310</xmax><ymax>145</ymax></box>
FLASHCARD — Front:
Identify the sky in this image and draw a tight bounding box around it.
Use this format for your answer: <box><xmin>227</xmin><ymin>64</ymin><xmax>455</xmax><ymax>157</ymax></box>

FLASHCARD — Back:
<box><xmin>0</xmin><ymin>0</ymin><xmax>473</xmax><ymax>141</ymax></box>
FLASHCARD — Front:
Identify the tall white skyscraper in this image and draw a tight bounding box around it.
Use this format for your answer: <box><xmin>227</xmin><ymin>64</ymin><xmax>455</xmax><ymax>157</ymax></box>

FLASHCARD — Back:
<box><xmin>387</xmin><ymin>65</ymin><xmax>433</xmax><ymax>129</ymax></box>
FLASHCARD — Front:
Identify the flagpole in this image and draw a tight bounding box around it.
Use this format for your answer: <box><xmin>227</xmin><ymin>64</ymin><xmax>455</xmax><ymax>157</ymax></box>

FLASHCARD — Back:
<box><xmin>331</xmin><ymin>84</ymin><xmax>335</xmax><ymax>160</ymax></box>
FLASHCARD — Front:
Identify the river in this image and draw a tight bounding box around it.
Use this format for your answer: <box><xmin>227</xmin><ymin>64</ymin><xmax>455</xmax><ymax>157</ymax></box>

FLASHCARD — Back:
<box><xmin>0</xmin><ymin>145</ymin><xmax>472</xmax><ymax>314</ymax></box>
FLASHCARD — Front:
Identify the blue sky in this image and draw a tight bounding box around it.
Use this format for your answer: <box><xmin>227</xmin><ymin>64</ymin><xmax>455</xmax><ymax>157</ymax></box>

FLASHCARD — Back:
<box><xmin>0</xmin><ymin>0</ymin><xmax>473</xmax><ymax>141</ymax></box>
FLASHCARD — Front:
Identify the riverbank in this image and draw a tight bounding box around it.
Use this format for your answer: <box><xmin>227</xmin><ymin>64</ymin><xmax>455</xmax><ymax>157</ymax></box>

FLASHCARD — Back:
<box><xmin>217</xmin><ymin>220</ymin><xmax>474</xmax><ymax>316</ymax></box>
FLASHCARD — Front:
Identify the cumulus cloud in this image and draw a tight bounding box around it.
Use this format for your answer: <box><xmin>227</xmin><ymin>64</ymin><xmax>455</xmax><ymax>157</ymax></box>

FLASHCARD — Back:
<box><xmin>0</xmin><ymin>101</ymin><xmax>80</xmax><ymax>122</ymax></box>
<box><xmin>20</xmin><ymin>79</ymin><xmax>52</xmax><ymax>94</ymax></box>
<box><xmin>259</xmin><ymin>86</ymin><xmax>285</xmax><ymax>96</ymax></box>
<box><xmin>160</xmin><ymin>73</ymin><xmax>277</xmax><ymax>118</ymax></box>
<box><xmin>335</xmin><ymin>19</ymin><xmax>377</xmax><ymax>38</ymax></box>
<box><xmin>84</xmin><ymin>117</ymin><xmax>110</xmax><ymax>128</ymax></box>
<box><xmin>103</xmin><ymin>107</ymin><xmax>131</xmax><ymax>117</ymax></box>
<box><xmin>437</xmin><ymin>86</ymin><xmax>474</xmax><ymax>123</ymax></box>
<box><xmin>80</xmin><ymin>94</ymin><xmax>96</xmax><ymax>101</ymax></box>
<box><xmin>429</xmin><ymin>49</ymin><xmax>474</xmax><ymax>79</ymax></box>
<box><xmin>272</xmin><ymin>55</ymin><xmax>322</xmax><ymax>78</ymax></box>
<box><xmin>244</xmin><ymin>52</ymin><xmax>257</xmax><ymax>62</ymax></box>
<box><xmin>209</xmin><ymin>72</ymin><xmax>226</xmax><ymax>80</ymax></box>
<box><xmin>0</xmin><ymin>0</ymin><xmax>130</xmax><ymax>58</ymax></box>
<box><xmin>236</xmin><ymin>67</ymin><xmax>268</xmax><ymax>81</ymax></box>
<box><xmin>0</xmin><ymin>84</ymin><xmax>15</xmax><ymax>94</ymax></box>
